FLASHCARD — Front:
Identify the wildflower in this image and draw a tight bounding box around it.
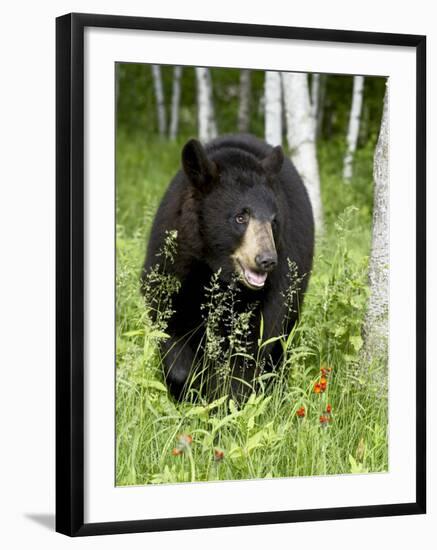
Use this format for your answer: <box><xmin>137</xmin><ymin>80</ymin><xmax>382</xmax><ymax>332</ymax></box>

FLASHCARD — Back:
<box><xmin>320</xmin><ymin>364</ymin><xmax>333</xmax><ymax>377</ymax></box>
<box><xmin>177</xmin><ymin>434</ymin><xmax>193</xmax><ymax>448</ymax></box>
<box><xmin>214</xmin><ymin>449</ymin><xmax>225</xmax><ymax>462</ymax></box>
<box><xmin>314</xmin><ymin>379</ymin><xmax>326</xmax><ymax>393</ymax></box>
<box><xmin>296</xmin><ymin>406</ymin><xmax>306</xmax><ymax>418</ymax></box>
<box><xmin>326</xmin><ymin>404</ymin><xmax>332</xmax><ymax>414</ymax></box>
<box><xmin>172</xmin><ymin>433</ymin><xmax>193</xmax><ymax>456</ymax></box>
<box><xmin>319</xmin><ymin>415</ymin><xmax>331</xmax><ymax>428</ymax></box>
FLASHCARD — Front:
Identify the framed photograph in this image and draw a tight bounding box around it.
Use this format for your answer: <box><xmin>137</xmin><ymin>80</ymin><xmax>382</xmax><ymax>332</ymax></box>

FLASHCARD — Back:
<box><xmin>56</xmin><ymin>12</ymin><xmax>426</xmax><ymax>536</ymax></box>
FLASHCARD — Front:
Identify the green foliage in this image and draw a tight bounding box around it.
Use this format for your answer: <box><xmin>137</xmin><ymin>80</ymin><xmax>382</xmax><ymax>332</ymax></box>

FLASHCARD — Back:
<box><xmin>115</xmin><ymin>133</ymin><xmax>388</xmax><ymax>486</ymax></box>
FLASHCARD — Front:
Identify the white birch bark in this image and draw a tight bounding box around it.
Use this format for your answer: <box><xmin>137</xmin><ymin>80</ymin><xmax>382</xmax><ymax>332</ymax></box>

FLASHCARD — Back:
<box><xmin>361</xmin><ymin>87</ymin><xmax>389</xmax><ymax>368</ymax></box>
<box><xmin>264</xmin><ymin>71</ymin><xmax>282</xmax><ymax>147</ymax></box>
<box><xmin>343</xmin><ymin>75</ymin><xmax>365</xmax><ymax>182</ymax></box>
<box><xmin>151</xmin><ymin>64</ymin><xmax>167</xmax><ymax>137</ymax></box>
<box><xmin>169</xmin><ymin>66</ymin><xmax>182</xmax><ymax>140</ymax></box>
<box><xmin>115</xmin><ymin>64</ymin><xmax>120</xmax><ymax>111</ymax></box>
<box><xmin>310</xmin><ymin>74</ymin><xmax>320</xmax><ymax>121</ymax></box>
<box><xmin>316</xmin><ymin>74</ymin><xmax>327</xmax><ymax>138</ymax></box>
<box><xmin>238</xmin><ymin>69</ymin><xmax>251</xmax><ymax>133</ymax></box>
<box><xmin>195</xmin><ymin>67</ymin><xmax>218</xmax><ymax>142</ymax></box>
<box><xmin>281</xmin><ymin>72</ymin><xmax>323</xmax><ymax>232</ymax></box>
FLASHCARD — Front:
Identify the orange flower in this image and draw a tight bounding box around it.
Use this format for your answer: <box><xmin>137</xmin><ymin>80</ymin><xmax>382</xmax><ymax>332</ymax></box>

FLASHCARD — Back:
<box><xmin>296</xmin><ymin>406</ymin><xmax>306</xmax><ymax>418</ymax></box>
<box><xmin>214</xmin><ymin>449</ymin><xmax>225</xmax><ymax>462</ymax></box>
<box><xmin>326</xmin><ymin>404</ymin><xmax>332</xmax><ymax>414</ymax></box>
<box><xmin>172</xmin><ymin>433</ymin><xmax>193</xmax><ymax>456</ymax></box>
<box><xmin>320</xmin><ymin>414</ymin><xmax>333</xmax><ymax>428</ymax></box>
<box><xmin>321</xmin><ymin>365</ymin><xmax>333</xmax><ymax>377</ymax></box>
<box><xmin>319</xmin><ymin>415</ymin><xmax>329</xmax><ymax>427</ymax></box>
<box><xmin>320</xmin><ymin>377</ymin><xmax>327</xmax><ymax>391</ymax></box>
<box><xmin>314</xmin><ymin>382</ymin><xmax>322</xmax><ymax>394</ymax></box>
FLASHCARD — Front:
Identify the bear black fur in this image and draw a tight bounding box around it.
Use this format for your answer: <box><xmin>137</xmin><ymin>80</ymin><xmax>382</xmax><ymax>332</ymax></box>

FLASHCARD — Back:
<box><xmin>142</xmin><ymin>133</ymin><xmax>314</xmax><ymax>402</ymax></box>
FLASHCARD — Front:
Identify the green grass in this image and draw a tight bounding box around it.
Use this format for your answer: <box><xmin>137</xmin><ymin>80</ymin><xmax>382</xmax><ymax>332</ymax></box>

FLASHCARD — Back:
<box><xmin>115</xmin><ymin>132</ymin><xmax>388</xmax><ymax>486</ymax></box>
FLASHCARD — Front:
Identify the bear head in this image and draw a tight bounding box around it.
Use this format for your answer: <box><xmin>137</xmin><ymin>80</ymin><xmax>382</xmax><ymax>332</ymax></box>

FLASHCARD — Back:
<box><xmin>181</xmin><ymin>138</ymin><xmax>284</xmax><ymax>291</ymax></box>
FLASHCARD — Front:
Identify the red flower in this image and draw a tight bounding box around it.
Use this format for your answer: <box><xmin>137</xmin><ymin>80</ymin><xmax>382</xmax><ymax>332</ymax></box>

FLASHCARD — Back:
<box><xmin>319</xmin><ymin>415</ymin><xmax>329</xmax><ymax>427</ymax></box>
<box><xmin>296</xmin><ymin>406</ymin><xmax>306</xmax><ymax>418</ymax></box>
<box><xmin>214</xmin><ymin>449</ymin><xmax>225</xmax><ymax>462</ymax></box>
<box><xmin>321</xmin><ymin>365</ymin><xmax>333</xmax><ymax>377</ymax></box>
<box><xmin>314</xmin><ymin>378</ymin><xmax>327</xmax><ymax>393</ymax></box>
<box><xmin>326</xmin><ymin>404</ymin><xmax>332</xmax><ymax>414</ymax></box>
<box><xmin>320</xmin><ymin>415</ymin><xmax>332</xmax><ymax>428</ymax></box>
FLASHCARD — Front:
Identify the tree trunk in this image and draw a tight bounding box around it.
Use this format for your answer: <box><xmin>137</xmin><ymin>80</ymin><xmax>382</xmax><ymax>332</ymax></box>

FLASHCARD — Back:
<box><xmin>151</xmin><ymin>64</ymin><xmax>167</xmax><ymax>137</ymax></box>
<box><xmin>169</xmin><ymin>66</ymin><xmax>182</xmax><ymax>140</ymax></box>
<box><xmin>195</xmin><ymin>67</ymin><xmax>218</xmax><ymax>142</ymax></box>
<box><xmin>238</xmin><ymin>69</ymin><xmax>251</xmax><ymax>133</ymax></box>
<box><xmin>343</xmin><ymin>75</ymin><xmax>365</xmax><ymax>182</ymax></box>
<box><xmin>281</xmin><ymin>72</ymin><xmax>323</xmax><ymax>232</ymax></box>
<box><xmin>316</xmin><ymin>74</ymin><xmax>327</xmax><ymax>139</ymax></box>
<box><xmin>310</xmin><ymin>74</ymin><xmax>320</xmax><ymax>121</ymax></box>
<box><xmin>360</xmin><ymin>87</ymin><xmax>389</xmax><ymax>368</ymax></box>
<box><xmin>115</xmin><ymin>64</ymin><xmax>120</xmax><ymax>113</ymax></box>
<box><xmin>264</xmin><ymin>71</ymin><xmax>282</xmax><ymax>146</ymax></box>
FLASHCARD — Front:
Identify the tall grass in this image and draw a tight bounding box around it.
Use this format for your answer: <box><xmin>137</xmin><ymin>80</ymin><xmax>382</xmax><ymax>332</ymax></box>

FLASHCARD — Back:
<box><xmin>115</xmin><ymin>133</ymin><xmax>388</xmax><ymax>485</ymax></box>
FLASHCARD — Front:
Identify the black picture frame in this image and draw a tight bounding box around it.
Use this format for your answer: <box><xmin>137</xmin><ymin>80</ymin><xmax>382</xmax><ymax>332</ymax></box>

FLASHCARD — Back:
<box><xmin>56</xmin><ymin>12</ymin><xmax>426</xmax><ymax>537</ymax></box>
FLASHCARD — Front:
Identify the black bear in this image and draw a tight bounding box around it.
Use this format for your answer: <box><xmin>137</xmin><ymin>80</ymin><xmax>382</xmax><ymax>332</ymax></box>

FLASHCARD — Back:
<box><xmin>142</xmin><ymin>134</ymin><xmax>314</xmax><ymax>402</ymax></box>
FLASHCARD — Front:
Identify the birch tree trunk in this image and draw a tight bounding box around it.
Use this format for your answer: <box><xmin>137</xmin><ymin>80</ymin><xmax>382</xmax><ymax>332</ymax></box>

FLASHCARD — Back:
<box><xmin>316</xmin><ymin>74</ymin><xmax>327</xmax><ymax>139</ymax></box>
<box><xmin>281</xmin><ymin>72</ymin><xmax>323</xmax><ymax>232</ymax></box>
<box><xmin>115</xmin><ymin>64</ymin><xmax>120</xmax><ymax>112</ymax></box>
<box><xmin>360</xmin><ymin>87</ymin><xmax>389</xmax><ymax>368</ymax></box>
<box><xmin>238</xmin><ymin>69</ymin><xmax>251</xmax><ymax>133</ymax></box>
<box><xmin>151</xmin><ymin>64</ymin><xmax>167</xmax><ymax>137</ymax></box>
<box><xmin>343</xmin><ymin>75</ymin><xmax>365</xmax><ymax>182</ymax></box>
<box><xmin>195</xmin><ymin>67</ymin><xmax>218</xmax><ymax>142</ymax></box>
<box><xmin>310</xmin><ymin>74</ymin><xmax>320</xmax><ymax>121</ymax></box>
<box><xmin>169</xmin><ymin>66</ymin><xmax>182</xmax><ymax>140</ymax></box>
<box><xmin>264</xmin><ymin>71</ymin><xmax>282</xmax><ymax>147</ymax></box>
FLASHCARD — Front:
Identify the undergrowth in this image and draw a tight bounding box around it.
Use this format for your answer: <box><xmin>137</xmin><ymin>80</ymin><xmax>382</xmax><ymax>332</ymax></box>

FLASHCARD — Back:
<box><xmin>115</xmin><ymin>135</ymin><xmax>388</xmax><ymax>485</ymax></box>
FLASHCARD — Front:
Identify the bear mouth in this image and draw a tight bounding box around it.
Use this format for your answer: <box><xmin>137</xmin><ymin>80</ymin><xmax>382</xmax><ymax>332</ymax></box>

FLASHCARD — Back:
<box><xmin>236</xmin><ymin>261</ymin><xmax>268</xmax><ymax>290</ymax></box>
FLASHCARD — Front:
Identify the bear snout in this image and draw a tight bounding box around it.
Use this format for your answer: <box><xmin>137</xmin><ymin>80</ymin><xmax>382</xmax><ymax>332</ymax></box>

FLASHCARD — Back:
<box><xmin>255</xmin><ymin>251</ymin><xmax>278</xmax><ymax>272</ymax></box>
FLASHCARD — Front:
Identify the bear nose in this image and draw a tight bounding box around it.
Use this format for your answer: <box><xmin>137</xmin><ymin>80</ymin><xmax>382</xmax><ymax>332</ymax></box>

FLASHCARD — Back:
<box><xmin>255</xmin><ymin>252</ymin><xmax>278</xmax><ymax>272</ymax></box>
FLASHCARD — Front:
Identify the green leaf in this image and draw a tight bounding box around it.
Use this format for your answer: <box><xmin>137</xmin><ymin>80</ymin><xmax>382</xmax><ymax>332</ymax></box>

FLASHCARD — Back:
<box><xmin>334</xmin><ymin>325</ymin><xmax>347</xmax><ymax>337</ymax></box>
<box><xmin>350</xmin><ymin>295</ymin><xmax>363</xmax><ymax>309</ymax></box>
<box><xmin>122</xmin><ymin>329</ymin><xmax>145</xmax><ymax>337</ymax></box>
<box><xmin>348</xmin><ymin>454</ymin><xmax>369</xmax><ymax>474</ymax></box>
<box><xmin>228</xmin><ymin>399</ymin><xmax>238</xmax><ymax>415</ymax></box>
<box><xmin>140</xmin><ymin>380</ymin><xmax>167</xmax><ymax>392</ymax></box>
<box><xmin>246</xmin><ymin>429</ymin><xmax>264</xmax><ymax>452</ymax></box>
<box><xmin>350</xmin><ymin>335</ymin><xmax>363</xmax><ymax>352</ymax></box>
<box><xmin>259</xmin><ymin>335</ymin><xmax>285</xmax><ymax>350</ymax></box>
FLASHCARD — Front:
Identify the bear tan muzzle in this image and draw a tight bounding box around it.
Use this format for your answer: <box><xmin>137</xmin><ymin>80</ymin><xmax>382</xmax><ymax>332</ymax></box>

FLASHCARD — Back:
<box><xmin>232</xmin><ymin>219</ymin><xmax>277</xmax><ymax>290</ymax></box>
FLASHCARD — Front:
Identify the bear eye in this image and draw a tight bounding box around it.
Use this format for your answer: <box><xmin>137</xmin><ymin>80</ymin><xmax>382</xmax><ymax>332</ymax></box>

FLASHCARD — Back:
<box><xmin>235</xmin><ymin>212</ymin><xmax>249</xmax><ymax>224</ymax></box>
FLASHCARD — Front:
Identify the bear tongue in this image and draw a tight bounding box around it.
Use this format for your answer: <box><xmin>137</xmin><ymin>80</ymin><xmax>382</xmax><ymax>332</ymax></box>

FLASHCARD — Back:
<box><xmin>244</xmin><ymin>268</ymin><xmax>267</xmax><ymax>287</ymax></box>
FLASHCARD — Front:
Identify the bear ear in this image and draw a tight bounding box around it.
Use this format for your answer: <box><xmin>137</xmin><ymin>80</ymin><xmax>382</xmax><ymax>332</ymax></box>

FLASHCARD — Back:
<box><xmin>182</xmin><ymin>139</ymin><xmax>218</xmax><ymax>190</ymax></box>
<box><xmin>261</xmin><ymin>146</ymin><xmax>284</xmax><ymax>177</ymax></box>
